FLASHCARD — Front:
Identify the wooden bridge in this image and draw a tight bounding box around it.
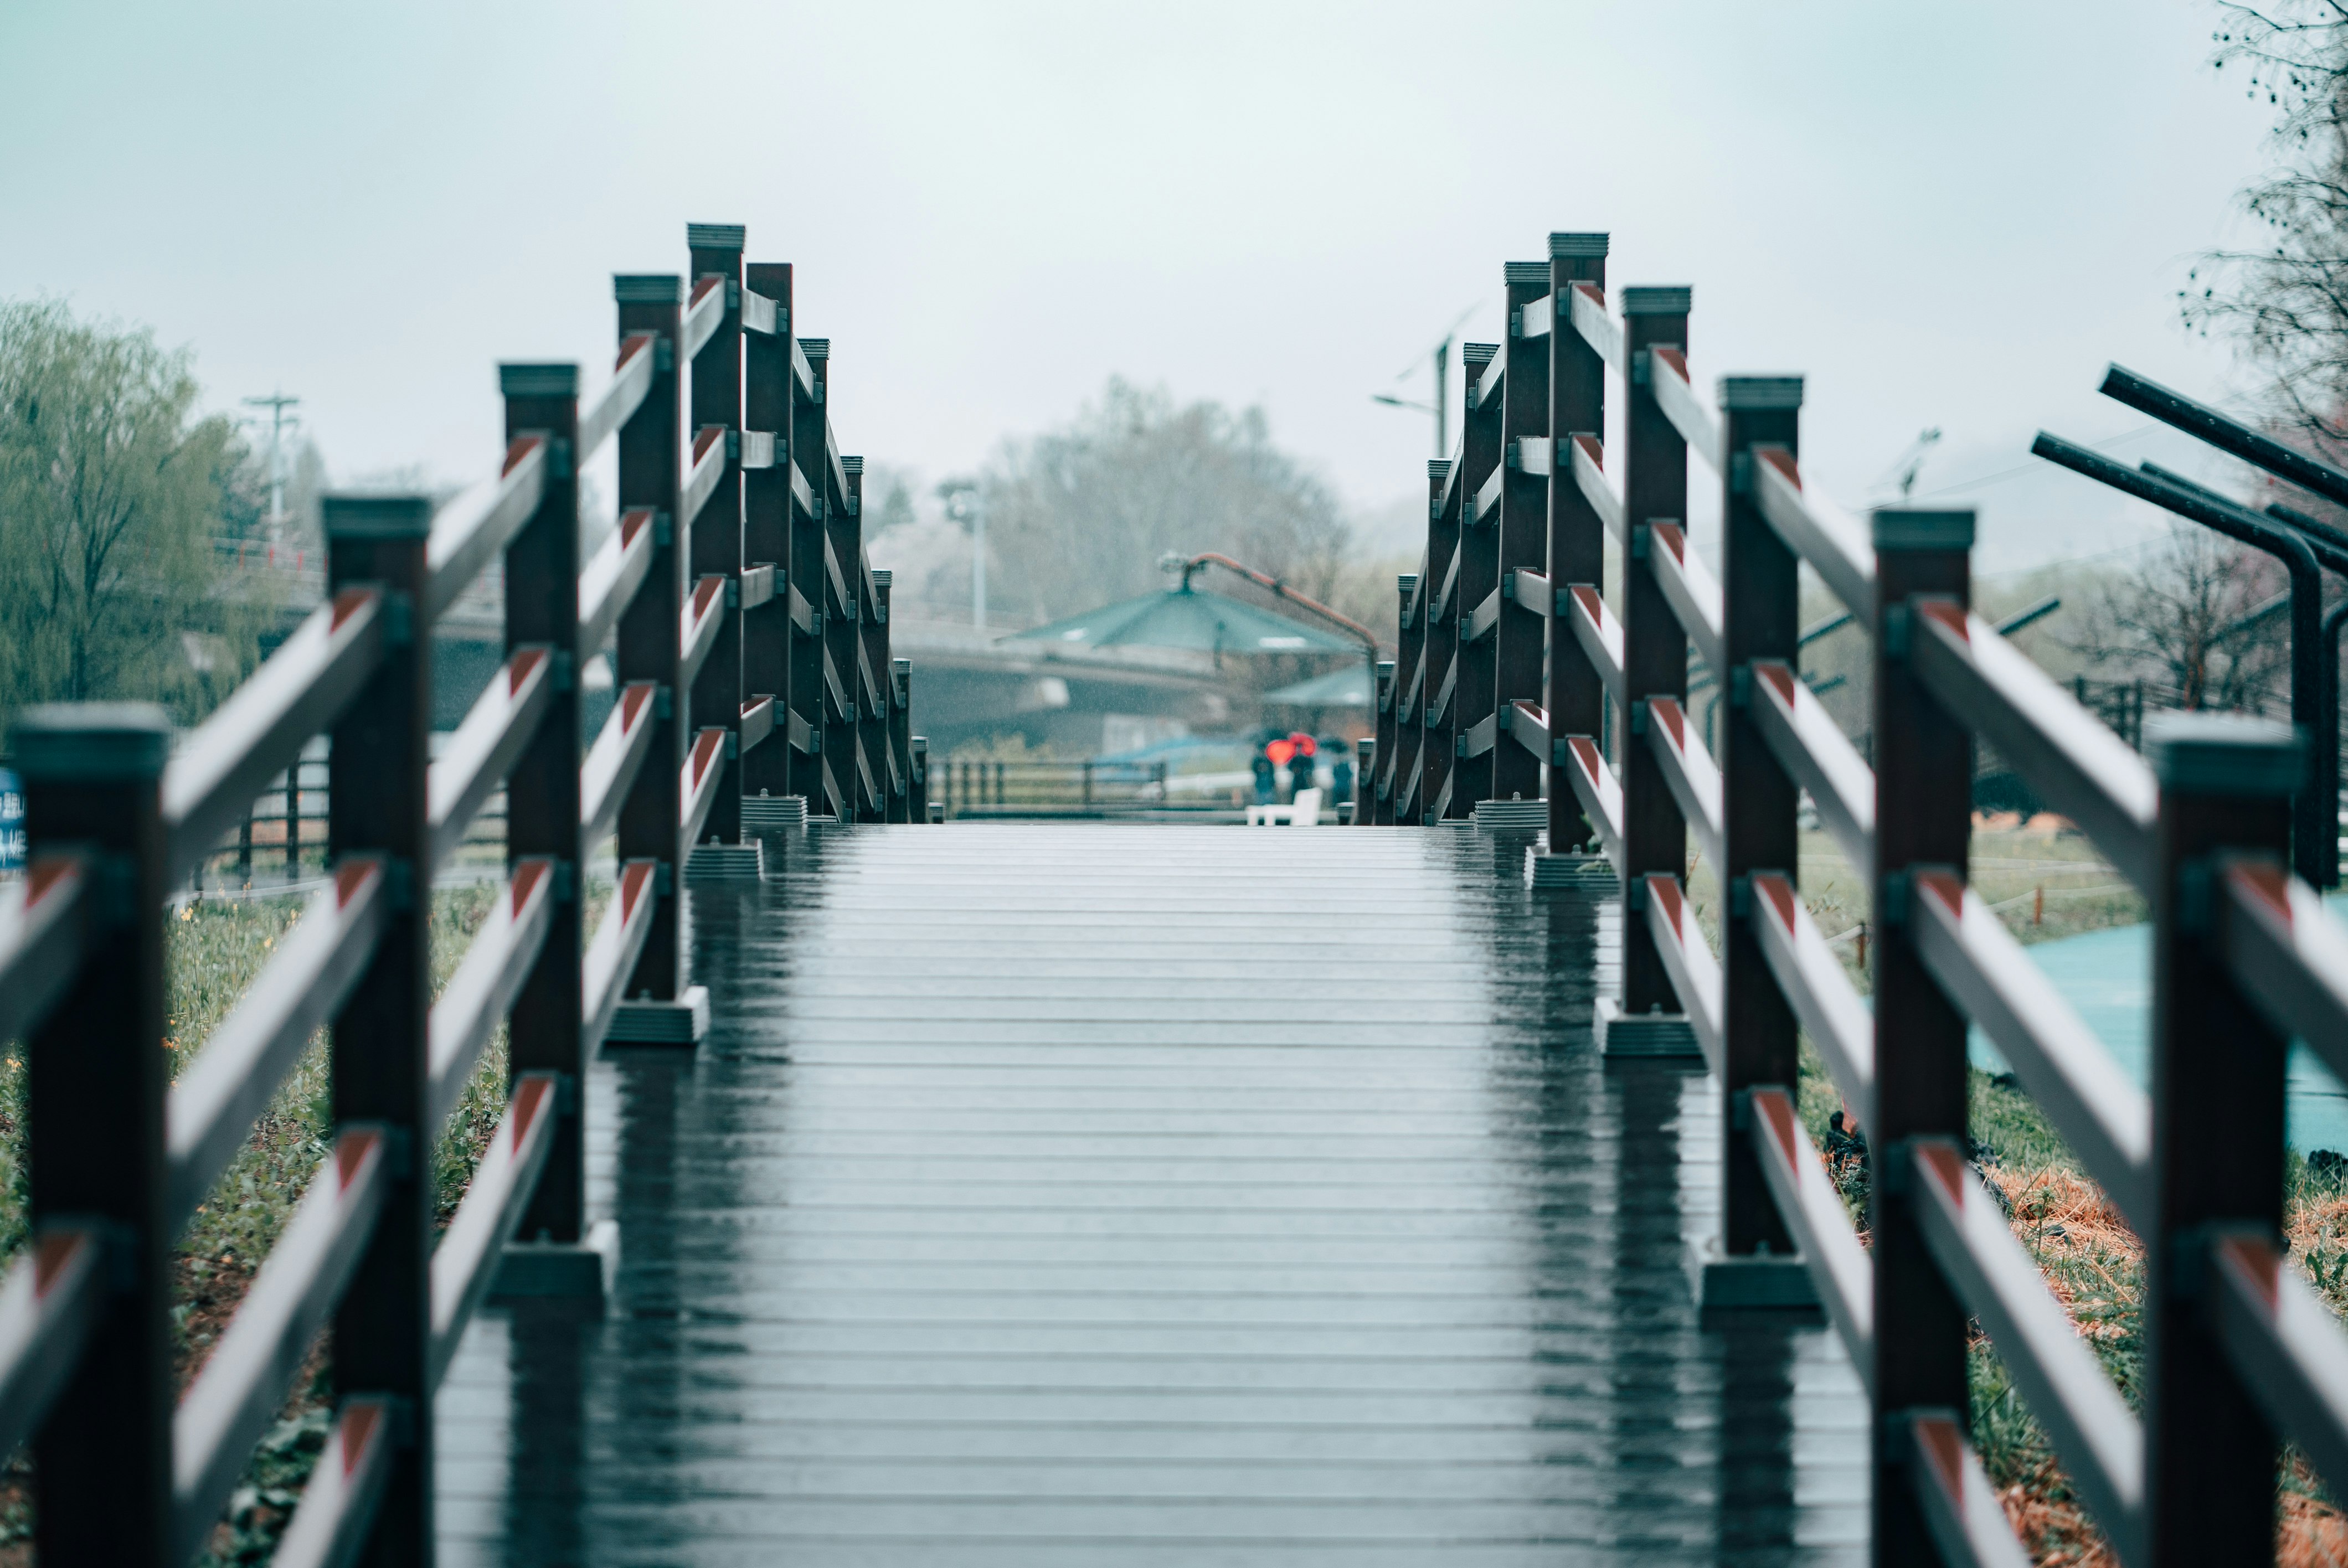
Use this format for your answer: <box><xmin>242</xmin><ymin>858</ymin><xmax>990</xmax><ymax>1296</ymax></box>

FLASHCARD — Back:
<box><xmin>2</xmin><ymin>223</ymin><xmax>2348</xmax><ymax>1567</ymax></box>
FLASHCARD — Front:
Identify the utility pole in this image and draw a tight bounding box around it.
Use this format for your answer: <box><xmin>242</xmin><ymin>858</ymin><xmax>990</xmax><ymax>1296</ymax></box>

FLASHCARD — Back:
<box><xmin>1372</xmin><ymin>306</ymin><xmax>1474</xmax><ymax>460</ymax></box>
<box><xmin>945</xmin><ymin>485</ymin><xmax>987</xmax><ymax>631</ymax></box>
<box><xmin>241</xmin><ymin>391</ymin><xmax>301</xmax><ymax>544</ymax></box>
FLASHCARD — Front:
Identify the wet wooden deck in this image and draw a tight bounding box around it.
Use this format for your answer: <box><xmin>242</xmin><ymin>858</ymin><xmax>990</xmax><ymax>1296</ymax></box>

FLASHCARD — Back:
<box><xmin>436</xmin><ymin>824</ymin><xmax>1865</xmax><ymax>1565</ymax></box>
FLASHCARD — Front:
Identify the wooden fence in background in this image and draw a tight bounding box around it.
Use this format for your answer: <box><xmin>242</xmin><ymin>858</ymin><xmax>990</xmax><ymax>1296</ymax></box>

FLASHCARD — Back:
<box><xmin>1364</xmin><ymin>229</ymin><xmax>2348</xmax><ymax>1567</ymax></box>
<box><xmin>0</xmin><ymin>223</ymin><xmax>921</xmax><ymax>1567</ymax></box>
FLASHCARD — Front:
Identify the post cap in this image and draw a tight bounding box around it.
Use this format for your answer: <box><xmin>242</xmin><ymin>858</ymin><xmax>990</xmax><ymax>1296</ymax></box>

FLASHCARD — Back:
<box><xmin>1871</xmin><ymin>508</ymin><xmax>1975</xmax><ymax>552</ymax></box>
<box><xmin>1377</xmin><ymin>659</ymin><xmax>1396</xmax><ymax>674</ymax></box>
<box><xmin>1397</xmin><ymin>572</ymin><xmax>1419</xmax><ymax>594</ymax></box>
<box><xmin>802</xmin><ymin>338</ymin><xmax>830</xmax><ymax>361</ymax></box>
<box><xmin>1621</xmin><ymin>286</ymin><xmax>1692</xmax><ymax>316</ymax></box>
<box><xmin>614</xmin><ymin>274</ymin><xmax>683</xmax><ymax>305</ymax></box>
<box><xmin>2145</xmin><ymin>711</ymin><xmax>2305</xmax><ymax>797</ymax></box>
<box><xmin>12</xmin><ymin>704</ymin><xmax>173</xmax><ymax>781</ymax></box>
<box><xmin>1461</xmin><ymin>342</ymin><xmax>1498</xmax><ymax>365</ymax></box>
<box><xmin>1426</xmin><ymin>462</ymin><xmax>1450</xmax><ymax>483</ymax></box>
<box><xmin>686</xmin><ymin>223</ymin><xmax>746</xmax><ymax>251</ymax></box>
<box><xmin>322</xmin><ymin>494</ymin><xmax>434</xmax><ymax>540</ymax></box>
<box><xmin>1504</xmin><ymin>261</ymin><xmax>1549</xmax><ymax>286</ymax></box>
<box><xmin>893</xmin><ymin>657</ymin><xmax>912</xmax><ymax>674</ymax></box>
<box><xmin>499</xmin><ymin>363</ymin><xmax>578</xmax><ymax>398</ymax></box>
<box><xmin>1719</xmin><ymin>375</ymin><xmax>1804</xmax><ymax>411</ymax></box>
<box><xmin>913</xmin><ymin>736</ymin><xmax>928</xmax><ymax>751</ymax></box>
<box><xmin>841</xmin><ymin>455</ymin><xmax>863</xmax><ymax>475</ymax></box>
<box><xmin>1549</xmin><ymin>233</ymin><xmax>1609</xmax><ymax>258</ymax></box>
<box><xmin>871</xmin><ymin>568</ymin><xmax>889</xmax><ymax>587</ymax></box>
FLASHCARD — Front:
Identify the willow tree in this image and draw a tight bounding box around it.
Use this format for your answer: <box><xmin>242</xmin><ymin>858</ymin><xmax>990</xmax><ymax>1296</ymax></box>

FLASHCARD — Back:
<box><xmin>0</xmin><ymin>300</ymin><xmax>261</xmax><ymax>729</ymax></box>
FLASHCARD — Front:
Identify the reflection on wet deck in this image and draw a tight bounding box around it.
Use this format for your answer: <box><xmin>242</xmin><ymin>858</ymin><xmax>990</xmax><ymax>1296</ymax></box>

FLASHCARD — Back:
<box><xmin>438</xmin><ymin>826</ymin><xmax>1864</xmax><ymax>1566</ymax></box>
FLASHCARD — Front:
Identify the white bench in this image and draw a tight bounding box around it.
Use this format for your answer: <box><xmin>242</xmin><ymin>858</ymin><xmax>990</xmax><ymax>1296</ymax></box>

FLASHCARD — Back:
<box><xmin>1245</xmin><ymin>787</ymin><xmax>1322</xmax><ymax>827</ymax></box>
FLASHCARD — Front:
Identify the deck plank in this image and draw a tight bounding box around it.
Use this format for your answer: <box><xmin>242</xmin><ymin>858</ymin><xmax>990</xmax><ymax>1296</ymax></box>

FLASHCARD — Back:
<box><xmin>439</xmin><ymin>825</ymin><xmax>1864</xmax><ymax>1565</ymax></box>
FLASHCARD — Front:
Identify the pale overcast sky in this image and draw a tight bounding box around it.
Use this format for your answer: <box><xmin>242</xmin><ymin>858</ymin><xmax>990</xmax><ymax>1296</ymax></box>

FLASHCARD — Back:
<box><xmin>0</xmin><ymin>1</ymin><xmax>2283</xmax><ymax>574</ymax></box>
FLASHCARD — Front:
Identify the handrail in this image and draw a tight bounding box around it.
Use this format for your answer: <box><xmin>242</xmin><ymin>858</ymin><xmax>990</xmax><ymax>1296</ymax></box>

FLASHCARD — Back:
<box><xmin>1908</xmin><ymin>871</ymin><xmax>2153</xmax><ymax>1231</ymax></box>
<box><xmin>160</xmin><ymin>589</ymin><xmax>388</xmax><ymax>888</ymax></box>
<box><xmin>1748</xmin><ymin>662</ymin><xmax>1873</xmax><ymax>874</ymax></box>
<box><xmin>581</xmin><ymin>860</ymin><xmax>660</xmax><ymax>1048</ymax></box>
<box><xmin>1751</xmin><ymin>447</ymin><xmax>1876</xmax><ymax>626</ymax></box>
<box><xmin>2217</xmin><ymin>859</ymin><xmax>2348</xmax><ymax>1088</ymax></box>
<box><xmin>1546</xmin><ymin>723</ymin><xmax>1624</xmax><ymax>866</ymax></box>
<box><xmin>580</xmin><ymin>682</ymin><xmax>660</xmax><ymax>849</ymax></box>
<box><xmin>682</xmin><ymin>275</ymin><xmax>725</xmax><ymax>360</ymax></box>
<box><xmin>577</xmin><ymin>508</ymin><xmax>656</xmax><ymax>664</ymax></box>
<box><xmin>1748</xmin><ymin>1088</ymin><xmax>1873</xmax><ymax>1389</ymax></box>
<box><xmin>739</xmin><ymin>285</ymin><xmax>781</xmax><ymax>336</ymax></box>
<box><xmin>1647</xmin><ymin>348</ymin><xmax>1723</xmax><ymax>471</ymax></box>
<box><xmin>424</xmin><ymin>439</ymin><xmax>548</xmax><ymax>623</ymax></box>
<box><xmin>1645</xmin><ymin>522</ymin><xmax>1725</xmax><ymax>682</ymax></box>
<box><xmin>1569</xmin><ymin>434</ymin><xmax>1625</xmax><ymax>542</ymax></box>
<box><xmin>577</xmin><ymin>333</ymin><xmax>657</xmax><ymax>465</ymax></box>
<box><xmin>680</xmin><ymin>574</ymin><xmax>728</xmax><ymax>688</ymax></box>
<box><xmin>1908</xmin><ymin>1141</ymin><xmax>2144</xmax><ymax>1563</ymax></box>
<box><xmin>0</xmin><ymin>1229</ymin><xmax>103</xmax><ymax>1465</ymax></box>
<box><xmin>173</xmin><ymin>1129</ymin><xmax>387</xmax><ymax>1566</ymax></box>
<box><xmin>1748</xmin><ymin>874</ymin><xmax>1874</xmax><ymax>1131</ymax></box>
<box><xmin>1463</xmin><ymin>586</ymin><xmax>1501</xmax><ymax>644</ymax></box>
<box><xmin>426</xmin><ymin>1074</ymin><xmax>559</xmax><ymax>1388</ymax></box>
<box><xmin>1562</xmin><ymin>585</ymin><xmax>1624</xmax><ymax>707</ymax></box>
<box><xmin>0</xmin><ymin>859</ymin><xmax>87</xmax><ymax>1050</ymax></box>
<box><xmin>2206</xmin><ymin>1233</ymin><xmax>2348</xmax><ymax>1507</ymax></box>
<box><xmin>424</xmin><ymin>863</ymin><xmax>556</xmax><ymax>1132</ymax></box>
<box><xmin>1643</xmin><ymin>698</ymin><xmax>1723</xmax><ymax>873</ymax></box>
<box><xmin>166</xmin><ymin>860</ymin><xmax>389</xmax><ymax>1231</ymax></box>
<box><xmin>1566</xmin><ymin>281</ymin><xmax>1625</xmax><ymax>374</ymax></box>
<box><xmin>683</xmin><ymin>425</ymin><xmax>726</xmax><ymax>527</ymax></box>
<box><xmin>1905</xmin><ymin>1414</ymin><xmax>2035</xmax><ymax>1568</ymax></box>
<box><xmin>271</xmin><ymin>1399</ymin><xmax>395</xmax><ymax>1568</ymax></box>
<box><xmin>680</xmin><ymin>727</ymin><xmax>729</xmax><ymax>849</ymax></box>
<box><xmin>425</xmin><ymin>647</ymin><xmax>553</xmax><ymax>872</ymax></box>
<box><xmin>1641</xmin><ymin>875</ymin><xmax>1721</xmax><ymax>1072</ymax></box>
<box><xmin>1907</xmin><ymin>605</ymin><xmax>2158</xmax><ymax>893</ymax></box>
<box><xmin>1472</xmin><ymin>463</ymin><xmax>1503</xmax><ymax>527</ymax></box>
<box><xmin>1472</xmin><ymin>339</ymin><xmax>1505</xmax><ymax>409</ymax></box>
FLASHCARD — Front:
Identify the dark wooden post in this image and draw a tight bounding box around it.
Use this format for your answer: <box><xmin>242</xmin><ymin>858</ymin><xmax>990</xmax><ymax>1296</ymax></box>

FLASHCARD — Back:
<box><xmin>743</xmin><ymin>260</ymin><xmax>794</xmax><ymax>808</ymax></box>
<box><xmin>286</xmin><ymin>762</ymin><xmax>301</xmax><ymax>879</ymax></box>
<box><xmin>1492</xmin><ymin>262</ymin><xmax>1553</xmax><ymax>807</ymax></box>
<box><xmin>499</xmin><ymin>363</ymin><xmax>588</xmax><ymax>1245</ymax></box>
<box><xmin>891</xmin><ymin>657</ymin><xmax>914</xmax><ymax>823</ymax></box>
<box><xmin>911</xmin><ymin>735</ymin><xmax>930</xmax><ymax>823</ymax></box>
<box><xmin>811</xmin><ymin>345</ymin><xmax>857</xmax><ymax>819</ymax></box>
<box><xmin>321</xmin><ymin>493</ymin><xmax>436</xmax><ymax>1566</ymax></box>
<box><xmin>864</xmin><ymin>563</ymin><xmax>891</xmax><ymax>816</ymax></box>
<box><xmin>613</xmin><ymin>274</ymin><xmax>686</xmax><ymax>1003</ymax></box>
<box><xmin>1391</xmin><ymin>568</ymin><xmax>1422</xmax><ymax>823</ymax></box>
<box><xmin>15</xmin><ymin>704</ymin><xmax>173</xmax><ymax>1567</ymax></box>
<box><xmin>1716</xmin><ymin>375</ymin><xmax>1804</xmax><ymax>1269</ymax></box>
<box><xmin>1614</xmin><ymin>286</ymin><xmax>1691</xmax><ymax>1029</ymax></box>
<box><xmin>687</xmin><ymin>223</ymin><xmax>745</xmax><ymax>850</ymax></box>
<box><xmin>1423</xmin><ymin>446</ymin><xmax>1466</xmax><ymax>822</ymax></box>
<box><xmin>1867</xmin><ymin>506</ymin><xmax>1976</xmax><ymax>1562</ymax></box>
<box><xmin>846</xmin><ymin>459</ymin><xmax>882</xmax><ymax>819</ymax></box>
<box><xmin>1451</xmin><ymin>342</ymin><xmax>1504</xmax><ymax>816</ymax></box>
<box><xmin>1544</xmin><ymin>235</ymin><xmax>1609</xmax><ymax>850</ymax></box>
<box><xmin>1353</xmin><ymin>736</ymin><xmax>1374</xmax><ymax>825</ymax></box>
<box><xmin>2141</xmin><ymin>713</ymin><xmax>2299</xmax><ymax>1564</ymax></box>
<box><xmin>788</xmin><ymin>333</ymin><xmax>830</xmax><ymax>815</ymax></box>
<box><xmin>1370</xmin><ymin>659</ymin><xmax>1396</xmax><ymax>825</ymax></box>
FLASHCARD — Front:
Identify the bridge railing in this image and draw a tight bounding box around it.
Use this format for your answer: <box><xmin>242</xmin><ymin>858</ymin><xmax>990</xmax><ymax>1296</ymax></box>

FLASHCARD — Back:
<box><xmin>1369</xmin><ymin>229</ymin><xmax>2348</xmax><ymax>1565</ymax></box>
<box><xmin>0</xmin><ymin>224</ymin><xmax>915</xmax><ymax>1567</ymax></box>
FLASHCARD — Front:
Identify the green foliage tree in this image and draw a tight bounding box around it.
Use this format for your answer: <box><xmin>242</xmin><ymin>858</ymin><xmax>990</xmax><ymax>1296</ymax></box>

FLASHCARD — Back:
<box><xmin>0</xmin><ymin>299</ymin><xmax>266</xmax><ymax>730</ymax></box>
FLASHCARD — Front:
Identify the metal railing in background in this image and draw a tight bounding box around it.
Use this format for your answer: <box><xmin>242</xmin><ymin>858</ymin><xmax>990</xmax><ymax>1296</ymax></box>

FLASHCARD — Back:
<box><xmin>939</xmin><ymin>759</ymin><xmax>1175</xmax><ymax>817</ymax></box>
<box><xmin>1362</xmin><ymin>228</ymin><xmax>2348</xmax><ymax>1567</ymax></box>
<box><xmin>0</xmin><ymin>224</ymin><xmax>921</xmax><ymax>1568</ymax></box>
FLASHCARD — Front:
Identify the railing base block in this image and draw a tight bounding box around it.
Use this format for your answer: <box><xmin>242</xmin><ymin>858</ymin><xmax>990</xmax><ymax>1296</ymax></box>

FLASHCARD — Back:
<box><xmin>1595</xmin><ymin>997</ymin><xmax>1703</xmax><ymax>1058</ymax></box>
<box><xmin>1472</xmin><ymin>797</ymin><xmax>1549</xmax><ymax>833</ymax></box>
<box><xmin>1526</xmin><ymin>849</ymin><xmax>1613</xmax><ymax>889</ymax></box>
<box><xmin>683</xmin><ymin>841</ymin><xmax>764</xmax><ymax>882</ymax></box>
<box><xmin>606</xmin><ymin>986</ymin><xmax>710</xmax><ymax>1047</ymax></box>
<box><xmin>740</xmin><ymin>793</ymin><xmax>808</xmax><ymax>833</ymax></box>
<box><xmin>1685</xmin><ymin>1234</ymin><xmax>1821</xmax><ymax>1312</ymax></box>
<box><xmin>491</xmin><ymin>1218</ymin><xmax>617</xmax><ymax>1302</ymax></box>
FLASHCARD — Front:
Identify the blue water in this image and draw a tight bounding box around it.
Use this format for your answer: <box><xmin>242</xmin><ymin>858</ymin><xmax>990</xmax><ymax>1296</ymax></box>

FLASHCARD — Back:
<box><xmin>1967</xmin><ymin>896</ymin><xmax>2348</xmax><ymax>1155</ymax></box>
